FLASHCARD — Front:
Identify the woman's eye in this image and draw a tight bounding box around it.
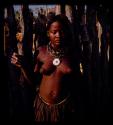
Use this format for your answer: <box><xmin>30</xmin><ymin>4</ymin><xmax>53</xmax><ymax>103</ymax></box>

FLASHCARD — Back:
<box><xmin>50</xmin><ymin>30</ymin><xmax>64</xmax><ymax>35</ymax></box>
<box><xmin>51</xmin><ymin>31</ymin><xmax>57</xmax><ymax>34</ymax></box>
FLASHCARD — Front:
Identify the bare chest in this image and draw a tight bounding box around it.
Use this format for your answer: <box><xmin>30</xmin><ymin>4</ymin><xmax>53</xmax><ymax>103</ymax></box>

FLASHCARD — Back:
<box><xmin>39</xmin><ymin>52</ymin><xmax>72</xmax><ymax>75</ymax></box>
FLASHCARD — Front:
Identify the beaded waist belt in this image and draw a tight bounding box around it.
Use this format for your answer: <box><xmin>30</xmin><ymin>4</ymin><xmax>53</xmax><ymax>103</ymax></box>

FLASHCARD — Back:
<box><xmin>36</xmin><ymin>88</ymin><xmax>70</xmax><ymax>106</ymax></box>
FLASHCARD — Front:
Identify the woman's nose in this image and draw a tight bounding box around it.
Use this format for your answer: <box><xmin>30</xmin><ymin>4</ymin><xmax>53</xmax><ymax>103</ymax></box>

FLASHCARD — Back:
<box><xmin>56</xmin><ymin>32</ymin><xmax>60</xmax><ymax>37</ymax></box>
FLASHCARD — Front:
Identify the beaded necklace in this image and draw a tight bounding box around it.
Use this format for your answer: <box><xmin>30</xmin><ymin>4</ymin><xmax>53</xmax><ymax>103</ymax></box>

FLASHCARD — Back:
<box><xmin>47</xmin><ymin>42</ymin><xmax>66</xmax><ymax>66</ymax></box>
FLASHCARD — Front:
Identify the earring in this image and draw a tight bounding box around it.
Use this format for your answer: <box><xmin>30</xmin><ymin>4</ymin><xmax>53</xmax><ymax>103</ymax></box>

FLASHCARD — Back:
<box><xmin>47</xmin><ymin>31</ymin><xmax>49</xmax><ymax>37</ymax></box>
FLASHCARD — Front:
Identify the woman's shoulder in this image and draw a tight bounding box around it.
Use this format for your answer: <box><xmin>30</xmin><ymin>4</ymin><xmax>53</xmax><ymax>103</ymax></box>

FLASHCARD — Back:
<box><xmin>36</xmin><ymin>45</ymin><xmax>47</xmax><ymax>58</ymax></box>
<box><xmin>37</xmin><ymin>45</ymin><xmax>47</xmax><ymax>52</ymax></box>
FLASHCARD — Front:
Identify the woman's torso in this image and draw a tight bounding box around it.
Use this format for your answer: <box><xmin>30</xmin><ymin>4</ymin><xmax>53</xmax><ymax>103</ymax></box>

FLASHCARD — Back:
<box><xmin>38</xmin><ymin>46</ymin><xmax>73</xmax><ymax>104</ymax></box>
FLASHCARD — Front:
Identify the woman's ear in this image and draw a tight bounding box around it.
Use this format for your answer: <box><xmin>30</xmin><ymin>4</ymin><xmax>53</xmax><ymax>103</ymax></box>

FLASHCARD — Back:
<box><xmin>47</xmin><ymin>31</ymin><xmax>49</xmax><ymax>37</ymax></box>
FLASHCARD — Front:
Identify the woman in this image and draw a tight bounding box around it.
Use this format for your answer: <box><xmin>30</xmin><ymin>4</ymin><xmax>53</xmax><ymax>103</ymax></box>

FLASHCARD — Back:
<box><xmin>34</xmin><ymin>14</ymin><xmax>80</xmax><ymax>122</ymax></box>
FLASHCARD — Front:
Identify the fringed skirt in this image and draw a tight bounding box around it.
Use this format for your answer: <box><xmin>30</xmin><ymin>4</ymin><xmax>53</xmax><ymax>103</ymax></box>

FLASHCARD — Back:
<box><xmin>34</xmin><ymin>89</ymin><xmax>76</xmax><ymax>122</ymax></box>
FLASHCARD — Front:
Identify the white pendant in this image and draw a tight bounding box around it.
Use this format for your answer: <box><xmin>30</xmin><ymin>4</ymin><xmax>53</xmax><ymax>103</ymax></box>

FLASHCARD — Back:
<box><xmin>53</xmin><ymin>58</ymin><xmax>60</xmax><ymax>66</ymax></box>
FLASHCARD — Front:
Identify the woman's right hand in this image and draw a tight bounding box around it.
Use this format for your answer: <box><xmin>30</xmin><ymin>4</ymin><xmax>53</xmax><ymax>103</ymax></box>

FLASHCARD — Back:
<box><xmin>11</xmin><ymin>52</ymin><xmax>22</xmax><ymax>68</ymax></box>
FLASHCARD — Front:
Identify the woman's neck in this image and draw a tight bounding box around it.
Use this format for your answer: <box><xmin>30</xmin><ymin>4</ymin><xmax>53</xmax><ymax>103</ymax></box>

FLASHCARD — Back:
<box><xmin>50</xmin><ymin>43</ymin><xmax>61</xmax><ymax>51</ymax></box>
<box><xmin>47</xmin><ymin>42</ymin><xmax>67</xmax><ymax>58</ymax></box>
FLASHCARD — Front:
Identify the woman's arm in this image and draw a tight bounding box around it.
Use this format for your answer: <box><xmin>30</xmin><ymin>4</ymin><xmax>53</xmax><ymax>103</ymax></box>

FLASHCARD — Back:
<box><xmin>34</xmin><ymin>48</ymin><xmax>42</xmax><ymax>73</ymax></box>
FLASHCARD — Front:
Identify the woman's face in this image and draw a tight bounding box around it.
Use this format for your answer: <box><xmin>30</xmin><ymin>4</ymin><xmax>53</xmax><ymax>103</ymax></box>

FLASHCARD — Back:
<box><xmin>48</xmin><ymin>21</ymin><xmax>65</xmax><ymax>49</ymax></box>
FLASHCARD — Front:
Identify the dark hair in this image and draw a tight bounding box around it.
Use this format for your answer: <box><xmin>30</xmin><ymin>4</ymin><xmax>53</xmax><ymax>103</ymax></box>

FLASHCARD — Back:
<box><xmin>47</xmin><ymin>14</ymin><xmax>70</xmax><ymax>30</ymax></box>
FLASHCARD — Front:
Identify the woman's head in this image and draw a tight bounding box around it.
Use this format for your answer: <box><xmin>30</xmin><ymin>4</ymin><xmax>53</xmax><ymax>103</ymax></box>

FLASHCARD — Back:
<box><xmin>46</xmin><ymin>14</ymin><xmax>72</xmax><ymax>49</ymax></box>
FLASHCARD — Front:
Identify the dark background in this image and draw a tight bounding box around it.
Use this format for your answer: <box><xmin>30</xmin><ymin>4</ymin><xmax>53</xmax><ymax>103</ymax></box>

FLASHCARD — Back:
<box><xmin>0</xmin><ymin>0</ymin><xmax>112</xmax><ymax>122</ymax></box>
